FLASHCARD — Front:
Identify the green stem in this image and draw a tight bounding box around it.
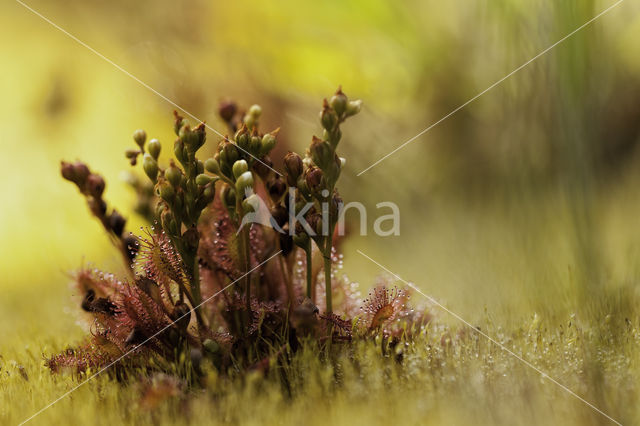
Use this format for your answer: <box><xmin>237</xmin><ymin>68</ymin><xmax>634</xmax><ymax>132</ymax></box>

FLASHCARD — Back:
<box><xmin>184</xmin><ymin>247</ymin><xmax>207</xmax><ymax>330</ymax></box>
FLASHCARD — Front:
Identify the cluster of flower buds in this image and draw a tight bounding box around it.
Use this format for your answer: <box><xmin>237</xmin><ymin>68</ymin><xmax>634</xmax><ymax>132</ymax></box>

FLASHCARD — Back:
<box><xmin>128</xmin><ymin>112</ymin><xmax>216</xmax><ymax>245</ymax></box>
<box><xmin>284</xmin><ymin>88</ymin><xmax>361</xmax><ymax>237</ymax></box>
<box><xmin>282</xmin><ymin>87</ymin><xmax>362</xmax><ymax>309</ymax></box>
<box><xmin>60</xmin><ymin>160</ymin><xmax>136</xmax><ymax>262</ymax></box>
<box><xmin>218</xmin><ymin>101</ymin><xmax>263</xmax><ymax>134</ymax></box>
<box><xmin>281</xmin><ymin>151</ymin><xmax>312</xmax><ymax>244</ymax></box>
<box><xmin>205</xmin><ymin>104</ymin><xmax>280</xmax><ymax>222</ymax></box>
<box><xmin>124</xmin><ymin>129</ymin><xmax>162</xmax><ymax>167</ymax></box>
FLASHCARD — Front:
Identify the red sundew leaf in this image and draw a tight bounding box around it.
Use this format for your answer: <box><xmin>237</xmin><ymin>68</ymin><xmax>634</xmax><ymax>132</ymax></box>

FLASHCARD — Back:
<box><xmin>360</xmin><ymin>285</ymin><xmax>407</xmax><ymax>331</ymax></box>
<box><xmin>134</xmin><ymin>227</ymin><xmax>189</xmax><ymax>293</ymax></box>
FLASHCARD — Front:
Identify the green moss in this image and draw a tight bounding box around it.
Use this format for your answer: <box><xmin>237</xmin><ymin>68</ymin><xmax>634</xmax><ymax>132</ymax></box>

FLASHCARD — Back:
<box><xmin>2</xmin><ymin>287</ymin><xmax>638</xmax><ymax>425</ymax></box>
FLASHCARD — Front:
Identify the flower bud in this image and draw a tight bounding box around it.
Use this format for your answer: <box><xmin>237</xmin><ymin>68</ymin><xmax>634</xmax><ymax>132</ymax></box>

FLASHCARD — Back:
<box><xmin>108</xmin><ymin>211</ymin><xmax>126</xmax><ymax>236</ymax></box>
<box><xmin>174</xmin><ymin>139</ymin><xmax>186</xmax><ymax>165</ymax></box>
<box><xmin>165</xmin><ymin>162</ymin><xmax>182</xmax><ymax>187</ymax></box>
<box><xmin>345</xmin><ymin>99</ymin><xmax>362</xmax><ymax>117</ymax></box>
<box><xmin>250</xmin><ymin>134</ymin><xmax>262</xmax><ymax>154</ymax></box>
<box><xmin>88</xmin><ymin>197</ymin><xmax>107</xmax><ymax>216</ymax></box>
<box><xmin>125</xmin><ymin>149</ymin><xmax>140</xmax><ymax>166</ymax></box>
<box><xmin>320</xmin><ymin>100</ymin><xmax>338</xmax><ymax>131</ymax></box>
<box><xmin>296</xmin><ymin>177</ymin><xmax>310</xmax><ymax>198</ymax></box>
<box><xmin>193</xmin><ymin>123</ymin><xmax>207</xmax><ymax>151</ymax></box>
<box><xmin>244</xmin><ymin>116</ymin><xmax>256</xmax><ymax>130</ymax></box>
<box><xmin>173</xmin><ymin>111</ymin><xmax>186</xmax><ymax>136</ymax></box>
<box><xmin>218</xmin><ymin>147</ymin><xmax>227</xmax><ymax>166</ymax></box>
<box><xmin>196</xmin><ymin>173</ymin><xmax>215</xmax><ymax>186</ymax></box>
<box><xmin>158</xmin><ymin>180</ymin><xmax>175</xmax><ymax>202</ymax></box>
<box><xmin>305</xmin><ymin>167</ymin><xmax>324</xmax><ymax>193</ymax></box>
<box><xmin>218</xmin><ymin>155</ymin><xmax>230</xmax><ymax>179</ymax></box>
<box><xmin>232</xmin><ymin>159</ymin><xmax>249</xmax><ymax>179</ymax></box>
<box><xmin>202</xmin><ymin>182</ymin><xmax>215</xmax><ymax>204</ymax></box>
<box><xmin>222</xmin><ymin>141</ymin><xmax>240</xmax><ymax>166</ymax></box>
<box><xmin>197</xmin><ymin>159</ymin><xmax>204</xmax><ymax>175</ymax></box>
<box><xmin>86</xmin><ymin>174</ymin><xmax>105</xmax><ymax>198</ymax></box>
<box><xmin>180</xmin><ymin>123</ymin><xmax>205</xmax><ymax>153</ymax></box>
<box><xmin>205</xmin><ymin>158</ymin><xmax>220</xmax><ymax>174</ymax></box>
<box><xmin>307</xmin><ymin>213</ymin><xmax>324</xmax><ymax>236</ymax></box>
<box><xmin>310</xmin><ymin>136</ymin><xmax>332</xmax><ymax>170</ymax></box>
<box><xmin>133</xmin><ymin>129</ymin><xmax>146</xmax><ymax>149</ymax></box>
<box><xmin>244</xmin><ymin>105</ymin><xmax>261</xmax><ymax>129</ymax></box>
<box><xmin>73</xmin><ymin>162</ymin><xmax>90</xmax><ymax>186</ymax></box>
<box><xmin>218</xmin><ymin>101</ymin><xmax>237</xmax><ymax>123</ymax></box>
<box><xmin>235</xmin><ymin>126</ymin><xmax>250</xmax><ymax>151</ymax></box>
<box><xmin>261</xmin><ymin>131</ymin><xmax>277</xmax><ymax>155</ymax></box>
<box><xmin>142</xmin><ymin>153</ymin><xmax>159</xmax><ymax>182</ymax></box>
<box><xmin>235</xmin><ymin>171</ymin><xmax>254</xmax><ymax>196</ymax></box>
<box><xmin>284</xmin><ymin>152</ymin><xmax>303</xmax><ymax>185</ymax></box>
<box><xmin>329</xmin><ymin>87</ymin><xmax>347</xmax><ymax>116</ymax></box>
<box><xmin>60</xmin><ymin>161</ymin><xmax>76</xmax><ymax>182</ymax></box>
<box><xmin>221</xmin><ymin>185</ymin><xmax>236</xmax><ymax>210</ymax></box>
<box><xmin>155</xmin><ymin>202</ymin><xmax>166</xmax><ymax>218</ymax></box>
<box><xmin>125</xmin><ymin>149</ymin><xmax>139</xmax><ymax>159</ymax></box>
<box><xmin>327</xmin><ymin>127</ymin><xmax>342</xmax><ymax>149</ymax></box>
<box><xmin>218</xmin><ymin>141</ymin><xmax>238</xmax><ymax>179</ymax></box>
<box><xmin>248</xmin><ymin>104</ymin><xmax>262</xmax><ymax>119</ymax></box>
<box><xmin>147</xmin><ymin>138</ymin><xmax>161</xmax><ymax>160</ymax></box>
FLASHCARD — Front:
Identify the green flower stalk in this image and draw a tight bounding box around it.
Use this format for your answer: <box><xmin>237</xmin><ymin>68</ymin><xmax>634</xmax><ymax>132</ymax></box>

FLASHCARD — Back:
<box><xmin>311</xmin><ymin>88</ymin><xmax>361</xmax><ymax>312</ymax></box>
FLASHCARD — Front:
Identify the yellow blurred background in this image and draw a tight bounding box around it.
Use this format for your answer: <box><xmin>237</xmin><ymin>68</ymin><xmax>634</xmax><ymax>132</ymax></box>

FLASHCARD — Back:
<box><xmin>2</xmin><ymin>0</ymin><xmax>640</xmax><ymax>343</ymax></box>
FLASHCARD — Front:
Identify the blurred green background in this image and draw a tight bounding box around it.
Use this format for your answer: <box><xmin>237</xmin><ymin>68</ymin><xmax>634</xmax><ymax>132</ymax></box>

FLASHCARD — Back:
<box><xmin>1</xmin><ymin>0</ymin><xmax>640</xmax><ymax>341</ymax></box>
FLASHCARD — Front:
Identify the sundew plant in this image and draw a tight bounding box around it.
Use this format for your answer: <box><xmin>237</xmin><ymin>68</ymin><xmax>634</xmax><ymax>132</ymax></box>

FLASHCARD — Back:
<box><xmin>52</xmin><ymin>89</ymin><xmax>430</xmax><ymax>380</ymax></box>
